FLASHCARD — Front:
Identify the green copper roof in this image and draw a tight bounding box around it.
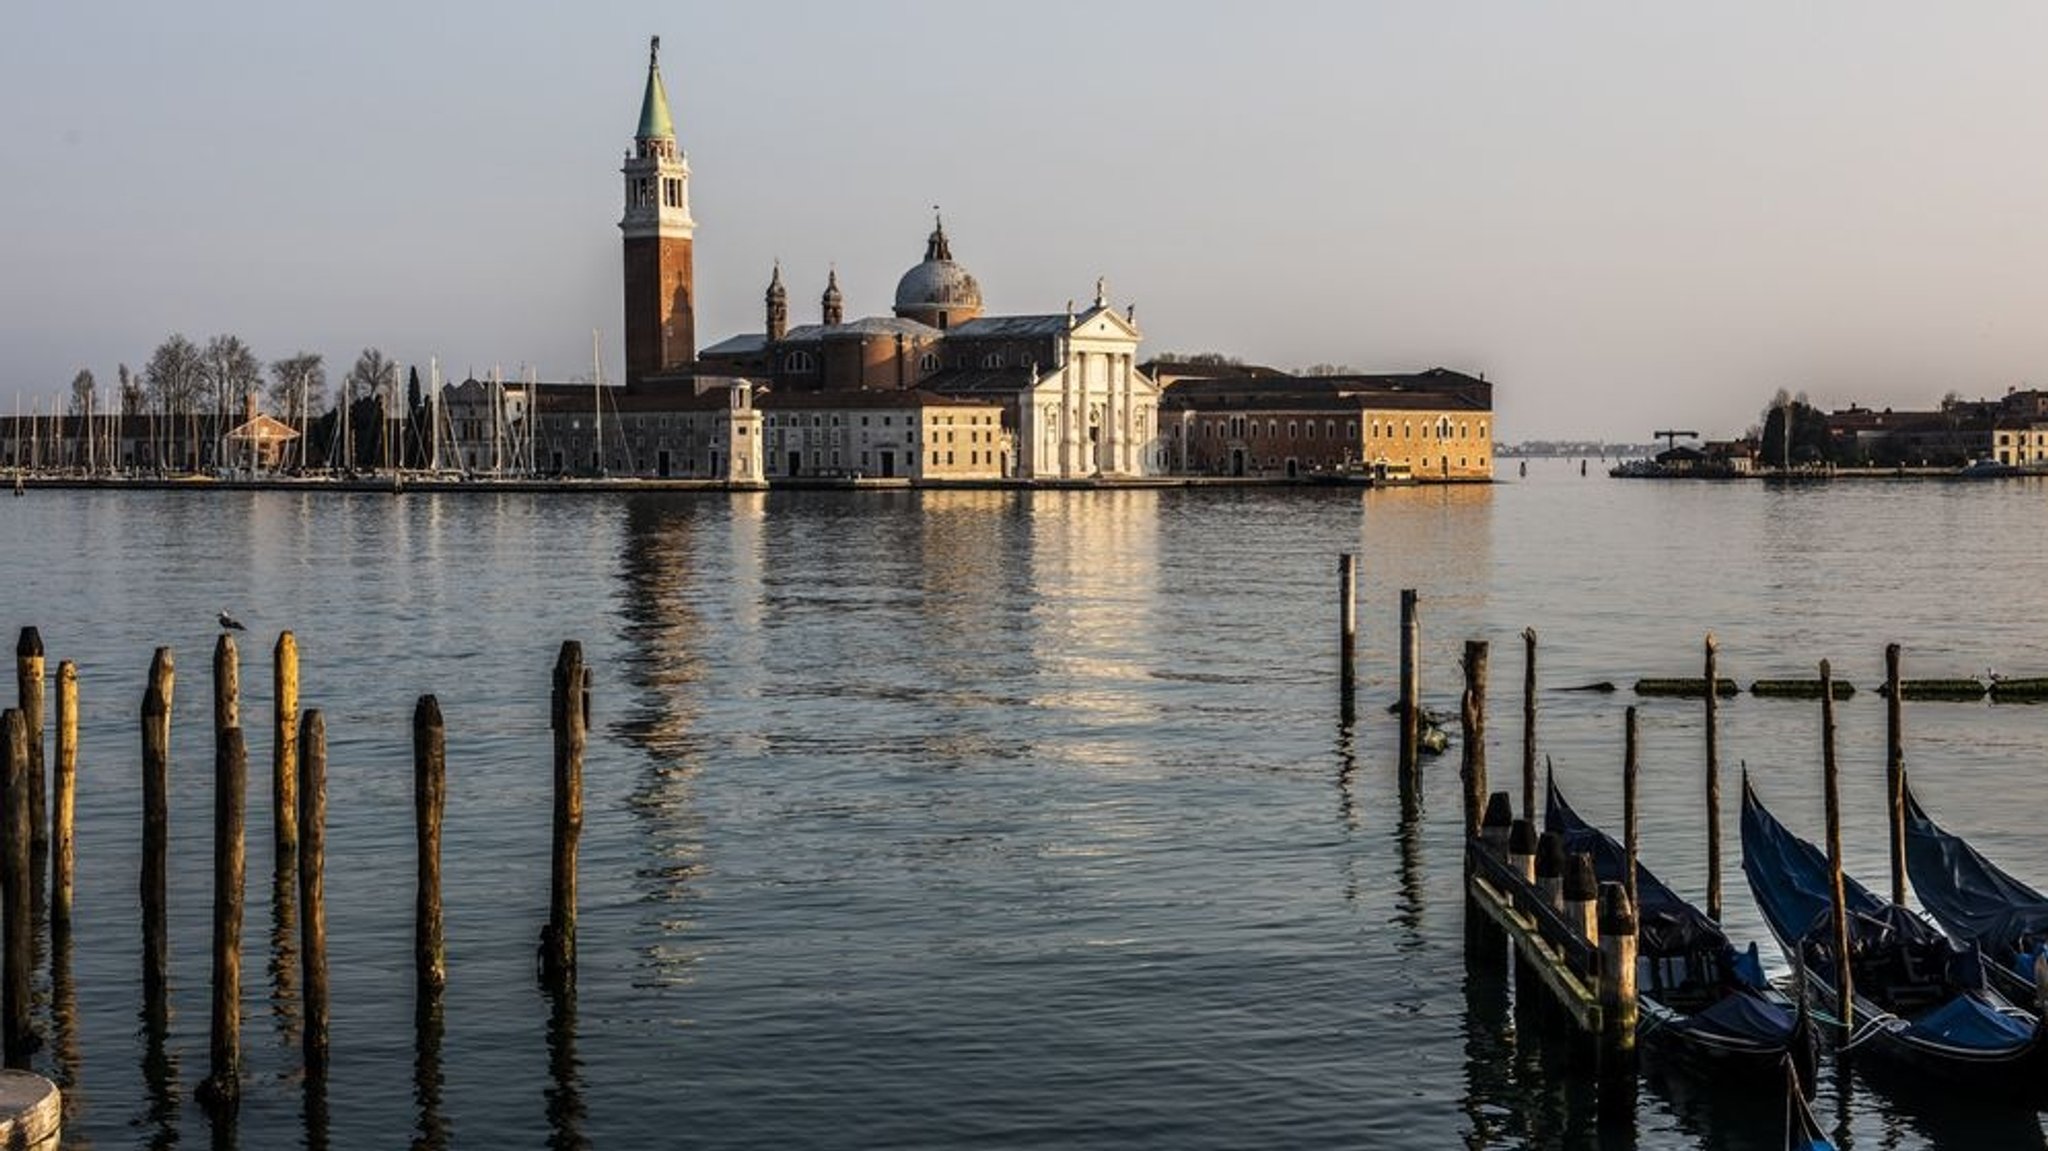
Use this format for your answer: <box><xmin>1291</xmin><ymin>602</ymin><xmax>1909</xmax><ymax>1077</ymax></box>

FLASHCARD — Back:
<box><xmin>637</xmin><ymin>37</ymin><xmax>674</xmax><ymax>140</ymax></box>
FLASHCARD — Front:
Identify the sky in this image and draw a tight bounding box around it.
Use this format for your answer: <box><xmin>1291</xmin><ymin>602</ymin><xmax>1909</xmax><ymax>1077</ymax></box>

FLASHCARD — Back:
<box><xmin>8</xmin><ymin>2</ymin><xmax>2048</xmax><ymax>441</ymax></box>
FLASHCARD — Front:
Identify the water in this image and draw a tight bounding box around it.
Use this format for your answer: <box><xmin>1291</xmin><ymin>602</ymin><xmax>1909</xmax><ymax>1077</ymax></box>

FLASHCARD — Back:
<box><xmin>4</xmin><ymin>464</ymin><xmax>2048</xmax><ymax>1149</ymax></box>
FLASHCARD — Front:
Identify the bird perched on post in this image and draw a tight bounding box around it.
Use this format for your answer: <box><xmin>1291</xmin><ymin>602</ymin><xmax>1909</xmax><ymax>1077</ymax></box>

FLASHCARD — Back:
<box><xmin>218</xmin><ymin>610</ymin><xmax>246</xmax><ymax>631</ymax></box>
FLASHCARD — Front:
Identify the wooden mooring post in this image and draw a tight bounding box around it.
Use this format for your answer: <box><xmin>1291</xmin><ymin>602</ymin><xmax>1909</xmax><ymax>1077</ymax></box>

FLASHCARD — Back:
<box><xmin>213</xmin><ymin>633</ymin><xmax>238</xmax><ymax>744</ymax></box>
<box><xmin>1885</xmin><ymin>643</ymin><xmax>1906</xmax><ymax>907</ymax></box>
<box><xmin>16</xmin><ymin>631</ymin><xmax>46</xmax><ymax>873</ymax></box>
<box><xmin>1460</xmin><ymin>640</ymin><xmax>1489</xmax><ymax>841</ymax></box>
<box><xmin>1520</xmin><ymin>628</ymin><xmax>1536</xmax><ymax>821</ymax></box>
<box><xmin>298</xmin><ymin>709</ymin><xmax>329</xmax><ymax>1076</ymax></box>
<box><xmin>197</xmin><ymin>727</ymin><xmax>247</xmax><ymax>1111</ymax></box>
<box><xmin>141</xmin><ymin>648</ymin><xmax>173</xmax><ymax>1023</ymax></box>
<box><xmin>415</xmin><ymin>695</ymin><xmax>447</xmax><ymax>991</ymax></box>
<box><xmin>542</xmin><ymin>642</ymin><xmax>588</xmax><ymax>987</ymax></box>
<box><xmin>51</xmin><ymin>661</ymin><xmax>76</xmax><ymax>931</ymax></box>
<box><xmin>1338</xmin><ymin>554</ymin><xmax>1358</xmax><ymax>719</ymax></box>
<box><xmin>1535</xmin><ymin>831</ymin><xmax>1565</xmax><ymax>910</ymax></box>
<box><xmin>1704</xmin><ymin>633</ymin><xmax>1723</xmax><ymax>922</ymax></box>
<box><xmin>1598</xmin><ymin>881</ymin><xmax>1640</xmax><ymax>1059</ymax></box>
<box><xmin>274</xmin><ymin>632</ymin><xmax>299</xmax><ymax>872</ymax></box>
<box><xmin>1</xmin><ymin>711</ymin><xmax>32</xmax><ymax>1068</ymax></box>
<box><xmin>1398</xmin><ymin>590</ymin><xmax>1419</xmax><ymax>767</ymax></box>
<box><xmin>1623</xmin><ymin>706</ymin><xmax>1639</xmax><ymax>908</ymax></box>
<box><xmin>1820</xmin><ymin>659</ymin><xmax>1853</xmax><ymax>1041</ymax></box>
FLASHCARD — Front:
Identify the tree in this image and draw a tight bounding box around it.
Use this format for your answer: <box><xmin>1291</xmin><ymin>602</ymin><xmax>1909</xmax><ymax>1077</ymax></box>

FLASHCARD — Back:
<box><xmin>1300</xmin><ymin>363</ymin><xmax>1355</xmax><ymax>377</ymax></box>
<box><xmin>1152</xmin><ymin>351</ymin><xmax>1244</xmax><ymax>366</ymax></box>
<box><xmin>1758</xmin><ymin>394</ymin><xmax>1834</xmax><ymax>469</ymax></box>
<box><xmin>268</xmin><ymin>352</ymin><xmax>326</xmax><ymax>416</ymax></box>
<box><xmin>342</xmin><ymin>348</ymin><xmax>394</xmax><ymax>413</ymax></box>
<box><xmin>118</xmin><ymin>363</ymin><xmax>144</xmax><ymax>416</ymax></box>
<box><xmin>145</xmin><ymin>334</ymin><xmax>204</xmax><ymax>414</ymax></box>
<box><xmin>68</xmin><ymin>369</ymin><xmax>96</xmax><ymax>416</ymax></box>
<box><xmin>201</xmin><ymin>334</ymin><xmax>263</xmax><ymax>418</ymax></box>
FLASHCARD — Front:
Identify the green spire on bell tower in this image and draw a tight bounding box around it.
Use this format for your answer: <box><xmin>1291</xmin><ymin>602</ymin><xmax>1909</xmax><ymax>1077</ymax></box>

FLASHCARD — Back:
<box><xmin>637</xmin><ymin>35</ymin><xmax>674</xmax><ymax>141</ymax></box>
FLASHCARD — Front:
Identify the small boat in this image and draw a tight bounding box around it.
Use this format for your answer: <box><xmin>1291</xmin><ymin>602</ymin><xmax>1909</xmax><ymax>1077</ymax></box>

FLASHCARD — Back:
<box><xmin>1903</xmin><ymin>782</ymin><xmax>2048</xmax><ymax>1005</ymax></box>
<box><xmin>1783</xmin><ymin>1055</ymin><xmax>1834</xmax><ymax>1150</ymax></box>
<box><xmin>1957</xmin><ymin>458</ymin><xmax>2018</xmax><ymax>479</ymax></box>
<box><xmin>1546</xmin><ymin>776</ymin><xmax>1810</xmax><ymax>1071</ymax></box>
<box><xmin>1741</xmin><ymin>775</ymin><xmax>2048</xmax><ymax>1090</ymax></box>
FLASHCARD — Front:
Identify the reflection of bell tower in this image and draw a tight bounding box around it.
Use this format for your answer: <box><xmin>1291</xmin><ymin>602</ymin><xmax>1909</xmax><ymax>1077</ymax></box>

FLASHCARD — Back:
<box><xmin>620</xmin><ymin>35</ymin><xmax>695</xmax><ymax>385</ymax></box>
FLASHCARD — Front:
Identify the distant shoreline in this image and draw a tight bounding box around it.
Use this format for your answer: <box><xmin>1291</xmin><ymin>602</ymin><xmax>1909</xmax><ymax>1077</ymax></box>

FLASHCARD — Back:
<box><xmin>4</xmin><ymin>473</ymin><xmax>1497</xmax><ymax>495</ymax></box>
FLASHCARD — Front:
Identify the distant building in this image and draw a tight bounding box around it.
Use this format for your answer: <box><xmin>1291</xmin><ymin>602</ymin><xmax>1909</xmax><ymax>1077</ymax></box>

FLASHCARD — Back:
<box><xmin>1159</xmin><ymin>369</ymin><xmax>1494</xmax><ymax>481</ymax></box>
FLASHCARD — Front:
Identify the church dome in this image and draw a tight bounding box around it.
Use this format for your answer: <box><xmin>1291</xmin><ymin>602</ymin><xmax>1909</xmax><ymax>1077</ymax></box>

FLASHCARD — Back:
<box><xmin>892</xmin><ymin>216</ymin><xmax>983</xmax><ymax>327</ymax></box>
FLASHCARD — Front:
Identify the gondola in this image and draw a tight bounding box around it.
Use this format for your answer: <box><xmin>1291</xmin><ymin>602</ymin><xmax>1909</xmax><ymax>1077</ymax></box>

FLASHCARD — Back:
<box><xmin>1546</xmin><ymin>776</ymin><xmax>1810</xmax><ymax>1072</ymax></box>
<box><xmin>1902</xmin><ymin>781</ymin><xmax>2048</xmax><ymax>1006</ymax></box>
<box><xmin>1740</xmin><ymin>775</ymin><xmax>2048</xmax><ymax>1091</ymax></box>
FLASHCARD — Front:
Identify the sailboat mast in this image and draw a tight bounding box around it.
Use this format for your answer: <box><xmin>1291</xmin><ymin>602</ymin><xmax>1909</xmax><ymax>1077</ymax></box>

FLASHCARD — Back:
<box><xmin>592</xmin><ymin>329</ymin><xmax>602</xmax><ymax>476</ymax></box>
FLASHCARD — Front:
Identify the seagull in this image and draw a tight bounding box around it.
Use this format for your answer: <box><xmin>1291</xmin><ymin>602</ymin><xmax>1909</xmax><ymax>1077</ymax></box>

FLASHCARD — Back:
<box><xmin>218</xmin><ymin>610</ymin><xmax>246</xmax><ymax>631</ymax></box>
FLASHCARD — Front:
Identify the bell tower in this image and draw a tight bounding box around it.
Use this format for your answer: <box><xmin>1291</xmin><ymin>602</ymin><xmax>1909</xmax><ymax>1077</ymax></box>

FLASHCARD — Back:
<box><xmin>620</xmin><ymin>35</ymin><xmax>695</xmax><ymax>385</ymax></box>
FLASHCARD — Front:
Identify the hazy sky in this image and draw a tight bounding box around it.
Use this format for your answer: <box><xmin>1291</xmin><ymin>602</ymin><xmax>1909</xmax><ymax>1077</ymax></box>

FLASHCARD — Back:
<box><xmin>9</xmin><ymin>2</ymin><xmax>2048</xmax><ymax>441</ymax></box>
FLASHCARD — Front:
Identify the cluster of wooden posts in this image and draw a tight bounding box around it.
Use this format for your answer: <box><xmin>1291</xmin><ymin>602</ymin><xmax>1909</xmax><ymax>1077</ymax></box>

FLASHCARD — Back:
<box><xmin>1339</xmin><ymin>553</ymin><xmax>1933</xmax><ymax>1063</ymax></box>
<box><xmin>0</xmin><ymin>626</ymin><xmax>593</xmax><ymax>1119</ymax></box>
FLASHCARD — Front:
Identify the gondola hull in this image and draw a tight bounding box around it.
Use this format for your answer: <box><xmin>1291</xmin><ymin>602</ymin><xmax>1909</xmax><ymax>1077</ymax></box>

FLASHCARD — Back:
<box><xmin>1547</xmin><ymin>776</ymin><xmax>1808</xmax><ymax>1075</ymax></box>
<box><xmin>1742</xmin><ymin>777</ymin><xmax>2048</xmax><ymax>1097</ymax></box>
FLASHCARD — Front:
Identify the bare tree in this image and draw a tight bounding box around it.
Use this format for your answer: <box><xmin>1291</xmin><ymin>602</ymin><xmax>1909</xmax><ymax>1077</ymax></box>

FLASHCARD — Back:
<box><xmin>1300</xmin><ymin>363</ymin><xmax>1355</xmax><ymax>377</ymax></box>
<box><xmin>145</xmin><ymin>334</ymin><xmax>204</xmax><ymax>414</ymax></box>
<box><xmin>68</xmin><ymin>369</ymin><xmax>96</xmax><ymax>416</ymax></box>
<box><xmin>118</xmin><ymin>363</ymin><xmax>144</xmax><ymax>416</ymax></box>
<box><xmin>342</xmin><ymin>347</ymin><xmax>393</xmax><ymax>413</ymax></box>
<box><xmin>268</xmin><ymin>352</ymin><xmax>326</xmax><ymax>415</ymax></box>
<box><xmin>201</xmin><ymin>334</ymin><xmax>263</xmax><ymax>418</ymax></box>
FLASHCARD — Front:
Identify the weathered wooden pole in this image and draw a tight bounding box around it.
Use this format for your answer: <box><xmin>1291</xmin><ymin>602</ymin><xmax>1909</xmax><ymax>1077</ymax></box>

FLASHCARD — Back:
<box><xmin>1704</xmin><ymin>633</ymin><xmax>1723</xmax><ymax>922</ymax></box>
<box><xmin>274</xmin><ymin>632</ymin><xmax>299</xmax><ymax>872</ymax></box>
<box><xmin>1820</xmin><ymin>659</ymin><xmax>1853</xmax><ymax>1040</ymax></box>
<box><xmin>1536</xmin><ymin>831</ymin><xmax>1566</xmax><ymax>910</ymax></box>
<box><xmin>0</xmin><ymin>710</ymin><xmax>31</xmax><ymax>1068</ymax></box>
<box><xmin>141</xmin><ymin>647</ymin><xmax>174</xmax><ymax>1021</ymax></box>
<box><xmin>415</xmin><ymin>695</ymin><xmax>447</xmax><ymax>991</ymax></box>
<box><xmin>1508</xmin><ymin>819</ymin><xmax>1538</xmax><ymax>885</ymax></box>
<box><xmin>52</xmin><ymin>659</ymin><xmax>77</xmax><ymax>930</ymax></box>
<box><xmin>1480</xmin><ymin>792</ymin><xmax>1514</xmax><ymax>859</ymax></box>
<box><xmin>1338</xmin><ymin>554</ymin><xmax>1358</xmax><ymax>710</ymax></box>
<box><xmin>1597</xmin><ymin>881</ymin><xmax>1639</xmax><ymax>1057</ymax></box>
<box><xmin>542</xmin><ymin>642</ymin><xmax>587</xmax><ymax>985</ymax></box>
<box><xmin>1565</xmin><ymin>852</ymin><xmax>1600</xmax><ymax>941</ymax></box>
<box><xmin>213</xmin><ymin>633</ymin><xmax>239</xmax><ymax>744</ymax></box>
<box><xmin>1521</xmin><ymin>628</ymin><xmax>1537</xmax><ymax>821</ymax></box>
<box><xmin>1623</xmin><ymin>705</ymin><xmax>1639</xmax><ymax>909</ymax></box>
<box><xmin>298</xmin><ymin>709</ymin><xmax>329</xmax><ymax>1075</ymax></box>
<box><xmin>16</xmin><ymin>630</ymin><xmax>46</xmax><ymax>871</ymax></box>
<box><xmin>1460</xmin><ymin>640</ymin><xmax>1490</xmax><ymax>841</ymax></box>
<box><xmin>198</xmin><ymin>726</ymin><xmax>247</xmax><ymax>1110</ymax></box>
<box><xmin>1885</xmin><ymin>643</ymin><xmax>1906</xmax><ymax>907</ymax></box>
<box><xmin>1398</xmin><ymin>590</ymin><xmax>1420</xmax><ymax>767</ymax></box>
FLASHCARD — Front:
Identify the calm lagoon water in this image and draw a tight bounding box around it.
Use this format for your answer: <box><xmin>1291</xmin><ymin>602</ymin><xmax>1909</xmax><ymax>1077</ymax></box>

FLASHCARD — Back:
<box><xmin>4</xmin><ymin>464</ymin><xmax>2048</xmax><ymax>1149</ymax></box>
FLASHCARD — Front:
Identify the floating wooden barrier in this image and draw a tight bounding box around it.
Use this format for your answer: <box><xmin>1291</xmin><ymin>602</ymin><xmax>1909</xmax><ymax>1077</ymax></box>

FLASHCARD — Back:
<box><xmin>1632</xmin><ymin>677</ymin><xmax>1738</xmax><ymax>698</ymax></box>
<box><xmin>1748</xmin><ymin>679</ymin><xmax>1856</xmax><ymax>699</ymax></box>
<box><xmin>1989</xmin><ymin>678</ymin><xmax>2048</xmax><ymax>702</ymax></box>
<box><xmin>1877</xmin><ymin>678</ymin><xmax>1986</xmax><ymax>701</ymax></box>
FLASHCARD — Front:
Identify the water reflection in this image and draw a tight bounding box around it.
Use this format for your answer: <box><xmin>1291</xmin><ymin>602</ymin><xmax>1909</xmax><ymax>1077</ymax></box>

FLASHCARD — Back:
<box><xmin>269</xmin><ymin>863</ymin><xmax>298</xmax><ymax>1056</ymax></box>
<box><xmin>139</xmin><ymin>1001</ymin><xmax>178</xmax><ymax>1151</ymax></box>
<box><xmin>544</xmin><ymin>981</ymin><xmax>589</xmax><ymax>1151</ymax></box>
<box><xmin>50</xmin><ymin>926</ymin><xmax>80</xmax><ymax>1138</ymax></box>
<box><xmin>613</xmin><ymin>497</ymin><xmax>710</xmax><ymax>987</ymax></box>
<box><xmin>414</xmin><ymin>987</ymin><xmax>449</xmax><ymax>1150</ymax></box>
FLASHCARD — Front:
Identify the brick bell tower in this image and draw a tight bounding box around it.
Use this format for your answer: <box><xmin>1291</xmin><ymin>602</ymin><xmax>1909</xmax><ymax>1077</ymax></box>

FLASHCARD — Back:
<box><xmin>620</xmin><ymin>36</ymin><xmax>695</xmax><ymax>385</ymax></box>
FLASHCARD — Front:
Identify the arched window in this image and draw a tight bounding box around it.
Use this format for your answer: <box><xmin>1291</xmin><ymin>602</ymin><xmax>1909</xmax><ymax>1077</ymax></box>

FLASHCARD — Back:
<box><xmin>783</xmin><ymin>350</ymin><xmax>815</xmax><ymax>373</ymax></box>
<box><xmin>982</xmin><ymin>352</ymin><xmax>1005</xmax><ymax>369</ymax></box>
<box><xmin>918</xmin><ymin>352</ymin><xmax>940</xmax><ymax>372</ymax></box>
